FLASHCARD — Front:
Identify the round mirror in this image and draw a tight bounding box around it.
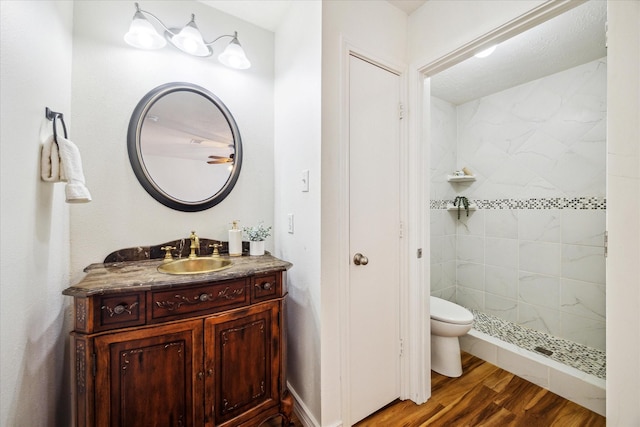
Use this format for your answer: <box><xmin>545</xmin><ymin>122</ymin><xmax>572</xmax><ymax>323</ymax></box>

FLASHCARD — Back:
<box><xmin>128</xmin><ymin>82</ymin><xmax>242</xmax><ymax>212</ymax></box>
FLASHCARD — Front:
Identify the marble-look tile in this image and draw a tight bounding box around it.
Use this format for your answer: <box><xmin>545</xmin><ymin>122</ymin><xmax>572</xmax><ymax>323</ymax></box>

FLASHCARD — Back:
<box><xmin>519</xmin><ymin>241</ymin><xmax>561</xmax><ymax>276</ymax></box>
<box><xmin>560</xmin><ymin>278</ymin><xmax>606</xmax><ymax>321</ymax></box>
<box><xmin>430</xmin><ymin>209</ymin><xmax>444</xmax><ymax>237</ymax></box>
<box><xmin>561</xmin><ymin>244</ymin><xmax>605</xmax><ymax>284</ymax></box>
<box><xmin>560</xmin><ymin>312</ymin><xmax>606</xmax><ymax>351</ymax></box>
<box><xmin>430</xmin><ymin>264</ymin><xmax>443</xmax><ymax>291</ymax></box>
<box><xmin>459</xmin><ymin>333</ymin><xmax>498</xmax><ymax>365</ymax></box>
<box><xmin>496</xmin><ymin>346</ymin><xmax>549</xmax><ymax>389</ymax></box>
<box><xmin>485</xmin><ymin>294</ymin><xmax>518</xmax><ymax>322</ymax></box>
<box><xmin>548</xmin><ymin>369</ymin><xmax>606</xmax><ymax>416</ymax></box>
<box><xmin>518</xmin><ymin>272</ymin><xmax>560</xmax><ymax>309</ymax></box>
<box><xmin>485</xmin><ymin>265</ymin><xmax>518</xmax><ymax>299</ymax></box>
<box><xmin>517</xmin><ymin>302</ymin><xmax>561</xmax><ymax>336</ymax></box>
<box><xmin>442</xmin><ymin>235</ymin><xmax>456</xmax><ymax>262</ymax></box>
<box><xmin>456</xmin><ymin>261</ymin><xmax>484</xmax><ymax>290</ymax></box>
<box><xmin>455</xmin><ymin>209</ymin><xmax>484</xmax><ymax>236</ymax></box>
<box><xmin>430</xmin><ymin>236</ymin><xmax>443</xmax><ymax>265</ymax></box>
<box><xmin>562</xmin><ymin>210</ymin><xmax>605</xmax><ymax>246</ymax></box>
<box><xmin>518</xmin><ymin>210</ymin><xmax>561</xmax><ymax>243</ymax></box>
<box><xmin>485</xmin><ymin>237</ymin><xmax>518</xmax><ymax>269</ymax></box>
<box><xmin>485</xmin><ymin>209</ymin><xmax>518</xmax><ymax>238</ymax></box>
<box><xmin>442</xmin><ymin>260</ymin><xmax>456</xmax><ymax>288</ymax></box>
<box><xmin>455</xmin><ymin>286</ymin><xmax>484</xmax><ymax>310</ymax></box>
<box><xmin>438</xmin><ymin>286</ymin><xmax>456</xmax><ymax>302</ymax></box>
<box><xmin>456</xmin><ymin>235</ymin><xmax>484</xmax><ymax>263</ymax></box>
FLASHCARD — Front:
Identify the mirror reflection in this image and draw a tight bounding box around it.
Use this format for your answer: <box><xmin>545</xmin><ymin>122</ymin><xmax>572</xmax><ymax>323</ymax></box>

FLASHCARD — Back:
<box><xmin>128</xmin><ymin>83</ymin><xmax>242</xmax><ymax>211</ymax></box>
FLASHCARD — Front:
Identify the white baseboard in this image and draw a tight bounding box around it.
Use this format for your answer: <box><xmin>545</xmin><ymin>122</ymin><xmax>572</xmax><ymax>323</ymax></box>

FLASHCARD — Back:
<box><xmin>287</xmin><ymin>382</ymin><xmax>329</xmax><ymax>427</ymax></box>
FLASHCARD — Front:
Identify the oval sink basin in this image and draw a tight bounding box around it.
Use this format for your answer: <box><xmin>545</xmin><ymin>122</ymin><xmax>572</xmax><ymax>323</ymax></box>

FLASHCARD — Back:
<box><xmin>157</xmin><ymin>258</ymin><xmax>233</xmax><ymax>275</ymax></box>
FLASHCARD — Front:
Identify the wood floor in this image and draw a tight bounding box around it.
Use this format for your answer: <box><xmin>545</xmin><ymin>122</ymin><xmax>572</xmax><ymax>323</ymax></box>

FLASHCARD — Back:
<box><xmin>353</xmin><ymin>352</ymin><xmax>605</xmax><ymax>427</ymax></box>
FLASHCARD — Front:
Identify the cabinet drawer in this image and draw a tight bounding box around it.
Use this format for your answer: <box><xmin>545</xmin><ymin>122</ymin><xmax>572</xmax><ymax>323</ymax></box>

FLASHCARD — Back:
<box><xmin>150</xmin><ymin>279</ymin><xmax>248</xmax><ymax>321</ymax></box>
<box><xmin>95</xmin><ymin>293</ymin><xmax>145</xmax><ymax>332</ymax></box>
<box><xmin>251</xmin><ymin>273</ymin><xmax>281</xmax><ymax>302</ymax></box>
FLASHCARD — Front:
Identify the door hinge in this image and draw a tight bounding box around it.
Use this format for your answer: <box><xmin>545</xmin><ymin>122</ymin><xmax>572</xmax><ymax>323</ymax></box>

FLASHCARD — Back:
<box><xmin>92</xmin><ymin>353</ymin><xmax>97</xmax><ymax>377</ymax></box>
<box><xmin>399</xmin><ymin>103</ymin><xmax>404</xmax><ymax>120</ymax></box>
<box><xmin>399</xmin><ymin>221</ymin><xmax>404</xmax><ymax>238</ymax></box>
<box><xmin>604</xmin><ymin>230</ymin><xmax>608</xmax><ymax>258</ymax></box>
<box><xmin>399</xmin><ymin>339</ymin><xmax>404</xmax><ymax>357</ymax></box>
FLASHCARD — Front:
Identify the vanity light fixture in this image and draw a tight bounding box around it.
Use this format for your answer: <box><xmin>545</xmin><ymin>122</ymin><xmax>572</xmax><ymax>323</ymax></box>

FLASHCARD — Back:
<box><xmin>124</xmin><ymin>2</ymin><xmax>251</xmax><ymax>69</ymax></box>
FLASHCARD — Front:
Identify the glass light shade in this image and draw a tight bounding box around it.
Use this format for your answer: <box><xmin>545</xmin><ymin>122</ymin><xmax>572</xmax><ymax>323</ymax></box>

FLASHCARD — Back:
<box><xmin>170</xmin><ymin>21</ymin><xmax>210</xmax><ymax>56</ymax></box>
<box><xmin>124</xmin><ymin>12</ymin><xmax>166</xmax><ymax>50</ymax></box>
<box><xmin>218</xmin><ymin>39</ymin><xmax>251</xmax><ymax>70</ymax></box>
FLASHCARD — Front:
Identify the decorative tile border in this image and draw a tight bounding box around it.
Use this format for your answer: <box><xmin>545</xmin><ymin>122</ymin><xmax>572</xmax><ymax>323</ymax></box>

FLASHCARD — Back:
<box><xmin>430</xmin><ymin>197</ymin><xmax>606</xmax><ymax>210</ymax></box>
<box><xmin>469</xmin><ymin>309</ymin><xmax>606</xmax><ymax>379</ymax></box>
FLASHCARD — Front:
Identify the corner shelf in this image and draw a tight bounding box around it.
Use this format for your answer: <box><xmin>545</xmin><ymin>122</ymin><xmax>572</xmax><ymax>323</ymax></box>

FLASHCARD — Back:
<box><xmin>447</xmin><ymin>175</ymin><xmax>476</xmax><ymax>182</ymax></box>
<box><xmin>446</xmin><ymin>203</ymin><xmax>478</xmax><ymax>211</ymax></box>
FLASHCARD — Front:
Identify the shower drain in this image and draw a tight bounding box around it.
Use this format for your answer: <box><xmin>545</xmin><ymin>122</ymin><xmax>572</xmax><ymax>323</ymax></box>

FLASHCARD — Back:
<box><xmin>534</xmin><ymin>346</ymin><xmax>553</xmax><ymax>356</ymax></box>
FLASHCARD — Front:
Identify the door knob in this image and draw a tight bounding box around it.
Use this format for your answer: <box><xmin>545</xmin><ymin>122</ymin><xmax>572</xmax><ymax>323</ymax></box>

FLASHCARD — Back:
<box><xmin>353</xmin><ymin>253</ymin><xmax>369</xmax><ymax>266</ymax></box>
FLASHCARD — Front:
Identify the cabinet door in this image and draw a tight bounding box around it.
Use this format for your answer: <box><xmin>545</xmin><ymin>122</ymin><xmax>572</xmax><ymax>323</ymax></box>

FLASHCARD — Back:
<box><xmin>94</xmin><ymin>320</ymin><xmax>204</xmax><ymax>427</ymax></box>
<box><xmin>205</xmin><ymin>301</ymin><xmax>281</xmax><ymax>426</ymax></box>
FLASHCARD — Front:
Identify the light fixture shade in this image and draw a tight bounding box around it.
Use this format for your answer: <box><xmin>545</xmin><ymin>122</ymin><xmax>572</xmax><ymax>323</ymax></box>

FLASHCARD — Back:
<box><xmin>170</xmin><ymin>17</ymin><xmax>210</xmax><ymax>57</ymax></box>
<box><xmin>124</xmin><ymin>11</ymin><xmax>166</xmax><ymax>50</ymax></box>
<box><xmin>218</xmin><ymin>38</ymin><xmax>251</xmax><ymax>70</ymax></box>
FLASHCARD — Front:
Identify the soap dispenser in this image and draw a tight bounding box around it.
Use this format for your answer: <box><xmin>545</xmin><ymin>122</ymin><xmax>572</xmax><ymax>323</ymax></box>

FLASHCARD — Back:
<box><xmin>228</xmin><ymin>221</ymin><xmax>242</xmax><ymax>257</ymax></box>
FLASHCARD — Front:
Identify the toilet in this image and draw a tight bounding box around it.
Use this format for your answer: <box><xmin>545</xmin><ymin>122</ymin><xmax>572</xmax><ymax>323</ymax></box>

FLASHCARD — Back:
<box><xmin>430</xmin><ymin>296</ymin><xmax>474</xmax><ymax>377</ymax></box>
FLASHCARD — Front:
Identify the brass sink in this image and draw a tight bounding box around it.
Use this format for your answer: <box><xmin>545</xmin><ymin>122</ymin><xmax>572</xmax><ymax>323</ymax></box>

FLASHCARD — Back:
<box><xmin>157</xmin><ymin>257</ymin><xmax>233</xmax><ymax>275</ymax></box>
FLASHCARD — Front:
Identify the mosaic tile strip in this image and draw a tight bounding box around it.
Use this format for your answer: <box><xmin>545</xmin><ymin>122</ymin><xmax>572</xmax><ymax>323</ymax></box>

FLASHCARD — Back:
<box><xmin>469</xmin><ymin>309</ymin><xmax>606</xmax><ymax>379</ymax></box>
<box><xmin>430</xmin><ymin>197</ymin><xmax>606</xmax><ymax>210</ymax></box>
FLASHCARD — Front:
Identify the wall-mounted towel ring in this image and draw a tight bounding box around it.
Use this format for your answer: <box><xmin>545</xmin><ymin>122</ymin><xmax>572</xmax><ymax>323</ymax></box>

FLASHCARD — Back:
<box><xmin>45</xmin><ymin>107</ymin><xmax>68</xmax><ymax>142</ymax></box>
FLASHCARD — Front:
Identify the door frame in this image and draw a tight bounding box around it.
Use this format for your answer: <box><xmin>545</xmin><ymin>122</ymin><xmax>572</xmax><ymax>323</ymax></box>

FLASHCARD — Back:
<box><xmin>338</xmin><ymin>40</ymin><xmax>412</xmax><ymax>426</ymax></box>
<box><xmin>408</xmin><ymin>0</ymin><xmax>596</xmax><ymax>406</ymax></box>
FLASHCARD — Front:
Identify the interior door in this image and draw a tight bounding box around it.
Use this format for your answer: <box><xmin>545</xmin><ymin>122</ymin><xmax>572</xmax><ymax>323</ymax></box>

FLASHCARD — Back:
<box><xmin>348</xmin><ymin>54</ymin><xmax>401</xmax><ymax>424</ymax></box>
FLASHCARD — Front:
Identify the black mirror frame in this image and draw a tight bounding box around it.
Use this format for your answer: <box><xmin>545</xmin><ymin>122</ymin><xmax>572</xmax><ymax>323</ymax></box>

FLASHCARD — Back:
<box><xmin>127</xmin><ymin>82</ymin><xmax>243</xmax><ymax>212</ymax></box>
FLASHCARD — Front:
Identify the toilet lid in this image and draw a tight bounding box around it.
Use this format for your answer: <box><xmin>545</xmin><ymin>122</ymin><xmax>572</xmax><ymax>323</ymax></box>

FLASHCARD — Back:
<box><xmin>430</xmin><ymin>296</ymin><xmax>474</xmax><ymax>324</ymax></box>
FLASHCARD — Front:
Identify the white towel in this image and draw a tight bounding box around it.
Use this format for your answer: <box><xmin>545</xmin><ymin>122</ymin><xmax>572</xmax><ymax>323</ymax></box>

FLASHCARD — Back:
<box><xmin>56</xmin><ymin>135</ymin><xmax>92</xmax><ymax>203</ymax></box>
<box><xmin>40</xmin><ymin>134</ymin><xmax>66</xmax><ymax>182</ymax></box>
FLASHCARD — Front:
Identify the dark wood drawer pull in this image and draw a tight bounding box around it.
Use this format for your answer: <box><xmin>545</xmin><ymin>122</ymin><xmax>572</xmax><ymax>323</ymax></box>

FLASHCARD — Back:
<box><xmin>101</xmin><ymin>302</ymin><xmax>138</xmax><ymax>317</ymax></box>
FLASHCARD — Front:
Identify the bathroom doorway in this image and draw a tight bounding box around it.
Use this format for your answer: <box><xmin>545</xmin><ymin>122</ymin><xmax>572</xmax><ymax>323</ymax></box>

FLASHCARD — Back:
<box><xmin>425</xmin><ymin>0</ymin><xmax>607</xmax><ymax>382</ymax></box>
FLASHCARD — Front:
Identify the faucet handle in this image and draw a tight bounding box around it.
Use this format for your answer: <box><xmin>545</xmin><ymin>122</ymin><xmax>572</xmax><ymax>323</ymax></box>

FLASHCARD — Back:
<box><xmin>160</xmin><ymin>246</ymin><xmax>176</xmax><ymax>261</ymax></box>
<box><xmin>209</xmin><ymin>243</ymin><xmax>221</xmax><ymax>257</ymax></box>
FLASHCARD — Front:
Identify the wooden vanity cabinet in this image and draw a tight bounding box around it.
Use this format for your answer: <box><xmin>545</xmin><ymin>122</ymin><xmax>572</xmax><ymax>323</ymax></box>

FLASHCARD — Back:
<box><xmin>68</xmin><ymin>269</ymin><xmax>291</xmax><ymax>427</ymax></box>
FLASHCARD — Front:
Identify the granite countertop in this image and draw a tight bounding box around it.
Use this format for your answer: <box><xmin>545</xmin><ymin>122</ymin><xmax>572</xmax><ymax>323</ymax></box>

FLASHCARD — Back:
<box><xmin>63</xmin><ymin>254</ymin><xmax>292</xmax><ymax>297</ymax></box>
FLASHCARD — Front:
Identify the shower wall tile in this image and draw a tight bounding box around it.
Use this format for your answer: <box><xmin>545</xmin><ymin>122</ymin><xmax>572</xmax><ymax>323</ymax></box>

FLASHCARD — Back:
<box><xmin>560</xmin><ymin>312</ymin><xmax>606</xmax><ymax>351</ymax></box>
<box><xmin>457</xmin><ymin>235</ymin><xmax>484</xmax><ymax>263</ymax></box>
<box><xmin>562</xmin><ymin>210</ymin><xmax>606</xmax><ymax>246</ymax></box>
<box><xmin>518</xmin><ymin>302</ymin><xmax>561</xmax><ymax>337</ymax></box>
<box><xmin>442</xmin><ymin>235</ymin><xmax>456</xmax><ymax>262</ymax></box>
<box><xmin>430</xmin><ymin>264</ymin><xmax>443</xmax><ymax>291</ymax></box>
<box><xmin>455</xmin><ymin>210</ymin><xmax>484</xmax><ymax>236</ymax></box>
<box><xmin>519</xmin><ymin>241</ymin><xmax>561</xmax><ymax>276</ymax></box>
<box><xmin>442</xmin><ymin>260</ymin><xmax>456</xmax><ymax>287</ymax></box>
<box><xmin>485</xmin><ymin>209</ymin><xmax>518</xmax><ymax>238</ymax></box>
<box><xmin>518</xmin><ymin>272</ymin><xmax>560</xmax><ymax>309</ymax></box>
<box><xmin>561</xmin><ymin>244</ymin><xmax>605</xmax><ymax>284</ymax></box>
<box><xmin>456</xmin><ymin>286</ymin><xmax>483</xmax><ymax>311</ymax></box>
<box><xmin>560</xmin><ymin>278</ymin><xmax>606</xmax><ymax>321</ymax></box>
<box><xmin>518</xmin><ymin>210</ymin><xmax>561</xmax><ymax>243</ymax></box>
<box><xmin>485</xmin><ymin>294</ymin><xmax>518</xmax><ymax>322</ymax></box>
<box><xmin>456</xmin><ymin>261</ymin><xmax>484</xmax><ymax>291</ymax></box>
<box><xmin>485</xmin><ymin>237</ymin><xmax>518</xmax><ymax>269</ymax></box>
<box><xmin>485</xmin><ymin>265</ymin><xmax>518</xmax><ymax>299</ymax></box>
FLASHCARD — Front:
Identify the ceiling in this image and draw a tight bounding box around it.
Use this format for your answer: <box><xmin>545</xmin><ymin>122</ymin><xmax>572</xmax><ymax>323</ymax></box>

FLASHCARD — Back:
<box><xmin>200</xmin><ymin>0</ymin><xmax>427</xmax><ymax>32</ymax></box>
<box><xmin>200</xmin><ymin>1</ymin><xmax>606</xmax><ymax>105</ymax></box>
<box><xmin>431</xmin><ymin>0</ymin><xmax>607</xmax><ymax>105</ymax></box>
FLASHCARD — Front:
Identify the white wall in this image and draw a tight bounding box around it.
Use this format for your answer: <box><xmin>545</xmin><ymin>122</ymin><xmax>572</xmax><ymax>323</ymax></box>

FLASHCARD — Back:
<box><xmin>274</xmin><ymin>1</ymin><xmax>322</xmax><ymax>424</ymax></box>
<box><xmin>321</xmin><ymin>2</ymin><xmax>407</xmax><ymax>425</ymax></box>
<box><xmin>606</xmin><ymin>1</ymin><xmax>640</xmax><ymax>424</ymax></box>
<box><xmin>0</xmin><ymin>1</ymin><xmax>73</xmax><ymax>425</ymax></box>
<box><xmin>70</xmin><ymin>1</ymin><xmax>275</xmax><ymax>282</ymax></box>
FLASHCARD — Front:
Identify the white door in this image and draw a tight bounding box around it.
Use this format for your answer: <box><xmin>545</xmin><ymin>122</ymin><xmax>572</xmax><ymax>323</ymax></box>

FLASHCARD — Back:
<box><xmin>348</xmin><ymin>54</ymin><xmax>401</xmax><ymax>424</ymax></box>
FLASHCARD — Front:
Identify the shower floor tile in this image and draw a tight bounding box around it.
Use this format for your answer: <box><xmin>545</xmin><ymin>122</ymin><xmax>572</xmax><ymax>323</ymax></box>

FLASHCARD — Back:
<box><xmin>469</xmin><ymin>309</ymin><xmax>606</xmax><ymax>379</ymax></box>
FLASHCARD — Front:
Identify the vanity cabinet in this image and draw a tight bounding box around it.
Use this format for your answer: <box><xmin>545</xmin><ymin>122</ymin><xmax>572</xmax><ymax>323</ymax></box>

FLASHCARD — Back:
<box><xmin>65</xmin><ymin>257</ymin><xmax>292</xmax><ymax>427</ymax></box>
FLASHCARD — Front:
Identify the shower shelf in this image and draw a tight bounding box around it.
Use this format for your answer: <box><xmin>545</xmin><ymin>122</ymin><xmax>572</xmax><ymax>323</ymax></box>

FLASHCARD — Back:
<box><xmin>446</xmin><ymin>203</ymin><xmax>478</xmax><ymax>211</ymax></box>
<box><xmin>447</xmin><ymin>175</ymin><xmax>476</xmax><ymax>182</ymax></box>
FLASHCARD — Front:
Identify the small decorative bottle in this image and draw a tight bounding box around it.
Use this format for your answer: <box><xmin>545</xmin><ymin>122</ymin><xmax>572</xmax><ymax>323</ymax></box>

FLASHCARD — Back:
<box><xmin>228</xmin><ymin>221</ymin><xmax>243</xmax><ymax>256</ymax></box>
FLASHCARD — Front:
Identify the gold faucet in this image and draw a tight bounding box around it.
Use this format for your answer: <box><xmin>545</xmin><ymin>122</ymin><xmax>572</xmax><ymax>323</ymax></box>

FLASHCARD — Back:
<box><xmin>209</xmin><ymin>243</ymin><xmax>221</xmax><ymax>258</ymax></box>
<box><xmin>188</xmin><ymin>231</ymin><xmax>199</xmax><ymax>259</ymax></box>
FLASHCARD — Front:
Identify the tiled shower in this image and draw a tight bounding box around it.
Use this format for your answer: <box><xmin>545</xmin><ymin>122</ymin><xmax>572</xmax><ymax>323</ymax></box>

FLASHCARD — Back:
<box><xmin>430</xmin><ymin>58</ymin><xmax>607</xmax><ymax>353</ymax></box>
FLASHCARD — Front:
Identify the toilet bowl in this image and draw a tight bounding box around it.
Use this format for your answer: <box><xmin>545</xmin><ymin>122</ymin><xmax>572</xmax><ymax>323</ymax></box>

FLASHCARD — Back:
<box><xmin>430</xmin><ymin>296</ymin><xmax>474</xmax><ymax>377</ymax></box>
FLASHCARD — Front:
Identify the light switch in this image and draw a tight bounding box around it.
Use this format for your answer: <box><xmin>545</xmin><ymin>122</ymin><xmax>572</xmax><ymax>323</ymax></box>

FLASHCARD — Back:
<box><xmin>301</xmin><ymin>170</ymin><xmax>309</xmax><ymax>192</ymax></box>
<box><xmin>287</xmin><ymin>213</ymin><xmax>294</xmax><ymax>234</ymax></box>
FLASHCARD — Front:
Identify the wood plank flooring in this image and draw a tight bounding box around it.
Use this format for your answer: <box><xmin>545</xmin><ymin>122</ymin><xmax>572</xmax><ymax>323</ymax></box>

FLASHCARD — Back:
<box><xmin>353</xmin><ymin>352</ymin><xmax>605</xmax><ymax>427</ymax></box>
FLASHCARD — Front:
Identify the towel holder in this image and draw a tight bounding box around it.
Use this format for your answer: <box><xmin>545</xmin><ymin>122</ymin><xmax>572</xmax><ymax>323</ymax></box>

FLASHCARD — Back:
<box><xmin>45</xmin><ymin>107</ymin><xmax>68</xmax><ymax>143</ymax></box>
